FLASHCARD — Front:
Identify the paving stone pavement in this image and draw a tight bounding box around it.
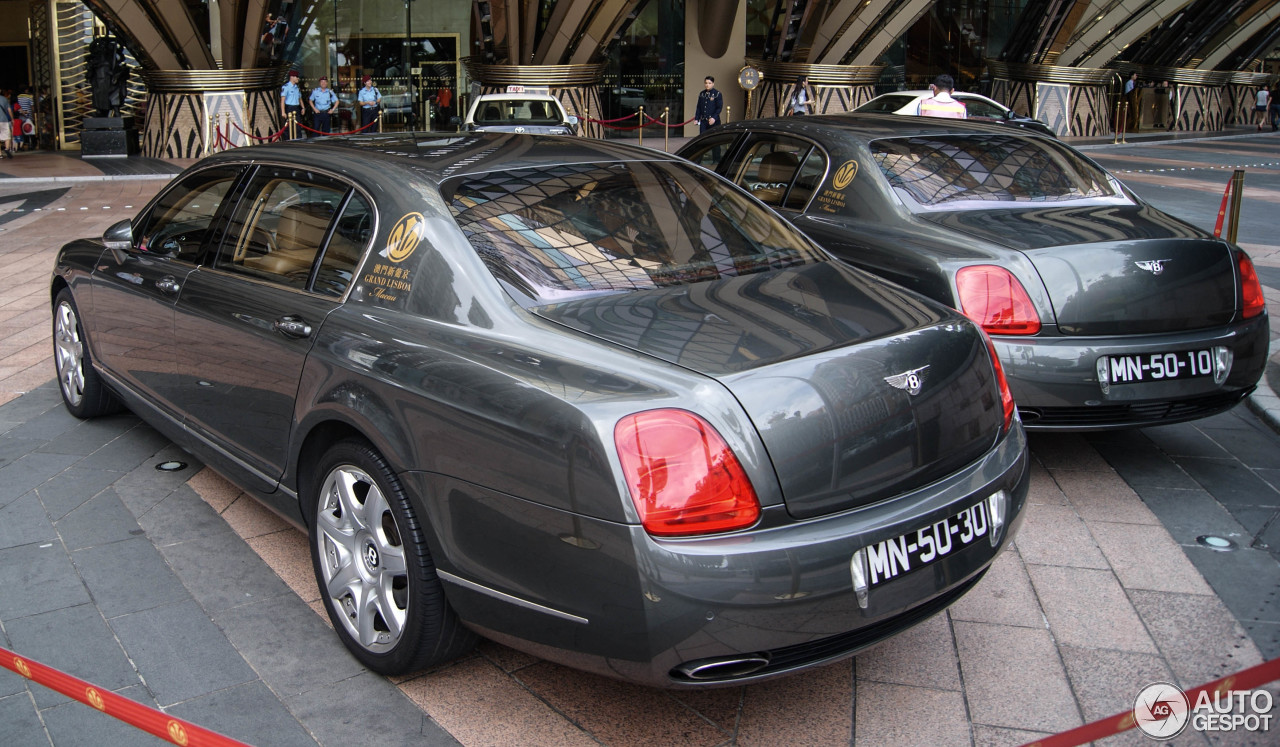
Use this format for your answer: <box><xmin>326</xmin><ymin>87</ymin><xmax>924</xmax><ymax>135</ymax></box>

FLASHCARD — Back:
<box><xmin>0</xmin><ymin>137</ymin><xmax>1277</xmax><ymax>745</ymax></box>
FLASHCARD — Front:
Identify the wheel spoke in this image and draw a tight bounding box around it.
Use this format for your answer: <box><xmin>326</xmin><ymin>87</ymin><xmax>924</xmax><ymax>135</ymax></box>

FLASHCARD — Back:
<box><xmin>334</xmin><ymin>470</ymin><xmax>372</xmax><ymax>531</ymax></box>
<box><xmin>379</xmin><ymin>544</ymin><xmax>406</xmax><ymax>576</ymax></box>
<box><xmin>374</xmin><ymin>580</ymin><xmax>405</xmax><ymax>640</ymax></box>
<box><xmin>356</xmin><ymin>585</ymin><xmax>381</xmax><ymax>647</ymax></box>
<box><xmin>325</xmin><ymin>556</ymin><xmax>361</xmax><ymax>600</ymax></box>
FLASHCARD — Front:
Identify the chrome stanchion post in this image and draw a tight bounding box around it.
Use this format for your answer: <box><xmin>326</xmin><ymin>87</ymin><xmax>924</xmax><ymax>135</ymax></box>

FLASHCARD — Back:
<box><xmin>1121</xmin><ymin>102</ymin><xmax>1129</xmax><ymax>143</ymax></box>
<box><xmin>1113</xmin><ymin>101</ymin><xmax>1122</xmax><ymax>145</ymax></box>
<box><xmin>638</xmin><ymin>106</ymin><xmax>644</xmax><ymax>147</ymax></box>
<box><xmin>206</xmin><ymin>114</ymin><xmax>214</xmax><ymax>155</ymax></box>
<box><xmin>377</xmin><ymin>112</ymin><xmax>382</xmax><ymax>133</ymax></box>
<box><xmin>726</xmin><ymin>105</ymin><xmax>731</xmax><ymax>124</ymax></box>
<box><xmin>222</xmin><ymin>112</ymin><xmax>230</xmax><ymax>149</ymax></box>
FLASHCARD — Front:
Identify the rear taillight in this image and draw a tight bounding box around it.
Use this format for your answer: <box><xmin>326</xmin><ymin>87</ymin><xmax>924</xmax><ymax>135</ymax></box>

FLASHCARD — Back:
<box><xmin>956</xmin><ymin>265</ymin><xmax>1042</xmax><ymax>335</ymax></box>
<box><xmin>981</xmin><ymin>331</ymin><xmax>1015</xmax><ymax>432</ymax></box>
<box><xmin>1239</xmin><ymin>251</ymin><xmax>1266</xmax><ymax>319</ymax></box>
<box><xmin>614</xmin><ymin>409</ymin><xmax>761</xmax><ymax>536</ymax></box>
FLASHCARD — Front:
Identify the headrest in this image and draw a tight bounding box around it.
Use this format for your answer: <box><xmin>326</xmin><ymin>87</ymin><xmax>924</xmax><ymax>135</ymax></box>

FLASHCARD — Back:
<box><xmin>758</xmin><ymin>151</ymin><xmax>800</xmax><ymax>183</ymax></box>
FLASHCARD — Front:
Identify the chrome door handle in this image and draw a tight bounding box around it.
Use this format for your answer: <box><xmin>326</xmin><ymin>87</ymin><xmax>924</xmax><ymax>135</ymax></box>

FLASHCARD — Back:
<box><xmin>273</xmin><ymin>316</ymin><xmax>312</xmax><ymax>338</ymax></box>
<box><xmin>155</xmin><ymin>276</ymin><xmax>181</xmax><ymax>294</ymax></box>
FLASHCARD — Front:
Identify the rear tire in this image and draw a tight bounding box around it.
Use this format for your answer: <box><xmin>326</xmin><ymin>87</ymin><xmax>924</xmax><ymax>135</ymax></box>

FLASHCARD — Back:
<box><xmin>52</xmin><ymin>288</ymin><xmax>121</xmax><ymax>419</ymax></box>
<box><xmin>307</xmin><ymin>438</ymin><xmax>475</xmax><ymax>674</ymax></box>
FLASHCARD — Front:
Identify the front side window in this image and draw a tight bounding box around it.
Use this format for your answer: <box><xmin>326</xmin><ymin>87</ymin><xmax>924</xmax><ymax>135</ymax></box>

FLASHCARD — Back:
<box><xmin>961</xmin><ymin>98</ymin><xmax>1004</xmax><ymax>119</ymax></box>
<box><xmin>870</xmin><ymin>135</ymin><xmax>1126</xmax><ymax>209</ymax></box>
<box><xmin>218</xmin><ymin>167</ymin><xmax>349</xmax><ymax>290</ymax></box>
<box><xmin>137</xmin><ymin>166</ymin><xmax>243</xmax><ymax>262</ymax></box>
<box><xmin>446</xmin><ymin>161</ymin><xmax>827</xmax><ymax>306</ymax></box>
<box><xmin>680</xmin><ymin>133</ymin><xmax>739</xmax><ymax>172</ymax></box>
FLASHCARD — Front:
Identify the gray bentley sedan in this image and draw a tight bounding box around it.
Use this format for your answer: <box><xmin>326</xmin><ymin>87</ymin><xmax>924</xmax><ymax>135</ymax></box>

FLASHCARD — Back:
<box><xmin>679</xmin><ymin>115</ymin><xmax>1269</xmax><ymax>430</ymax></box>
<box><xmin>51</xmin><ymin>134</ymin><xmax>1027</xmax><ymax>687</ymax></box>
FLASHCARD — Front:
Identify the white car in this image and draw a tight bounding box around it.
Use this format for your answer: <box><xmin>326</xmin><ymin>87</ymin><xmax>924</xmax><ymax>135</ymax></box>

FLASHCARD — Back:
<box><xmin>855</xmin><ymin>90</ymin><xmax>1056</xmax><ymax>137</ymax></box>
<box><xmin>459</xmin><ymin>93</ymin><xmax>579</xmax><ymax>135</ymax></box>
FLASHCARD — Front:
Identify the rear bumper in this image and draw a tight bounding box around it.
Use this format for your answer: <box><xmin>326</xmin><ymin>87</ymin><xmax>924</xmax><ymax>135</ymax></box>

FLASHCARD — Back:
<box><xmin>414</xmin><ymin>423</ymin><xmax>1029</xmax><ymax>688</ymax></box>
<box><xmin>995</xmin><ymin>314</ymin><xmax>1268</xmax><ymax>431</ymax></box>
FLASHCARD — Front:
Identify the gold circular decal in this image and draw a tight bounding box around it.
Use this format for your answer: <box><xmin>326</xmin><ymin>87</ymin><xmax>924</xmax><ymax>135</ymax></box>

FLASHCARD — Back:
<box><xmin>86</xmin><ymin>687</ymin><xmax>106</xmax><ymax>711</ymax></box>
<box><xmin>833</xmin><ymin>160</ymin><xmax>859</xmax><ymax>190</ymax></box>
<box><xmin>386</xmin><ymin>212</ymin><xmax>428</xmax><ymax>264</ymax></box>
<box><xmin>167</xmin><ymin>720</ymin><xmax>190</xmax><ymax>746</ymax></box>
<box><xmin>13</xmin><ymin>657</ymin><xmax>30</xmax><ymax>678</ymax></box>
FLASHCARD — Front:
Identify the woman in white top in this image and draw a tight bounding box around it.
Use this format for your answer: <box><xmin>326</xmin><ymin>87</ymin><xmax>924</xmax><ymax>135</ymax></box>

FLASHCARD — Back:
<box><xmin>788</xmin><ymin>75</ymin><xmax>813</xmax><ymax>116</ymax></box>
<box><xmin>1256</xmin><ymin>86</ymin><xmax>1270</xmax><ymax>131</ymax></box>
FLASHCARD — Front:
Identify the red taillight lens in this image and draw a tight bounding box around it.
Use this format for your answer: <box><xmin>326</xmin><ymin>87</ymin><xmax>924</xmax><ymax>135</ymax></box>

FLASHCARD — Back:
<box><xmin>614</xmin><ymin>409</ymin><xmax>761</xmax><ymax>536</ymax></box>
<box><xmin>956</xmin><ymin>265</ymin><xmax>1042</xmax><ymax>335</ymax></box>
<box><xmin>981</xmin><ymin>331</ymin><xmax>1015</xmax><ymax>432</ymax></box>
<box><xmin>1239</xmin><ymin>252</ymin><xmax>1266</xmax><ymax>319</ymax></box>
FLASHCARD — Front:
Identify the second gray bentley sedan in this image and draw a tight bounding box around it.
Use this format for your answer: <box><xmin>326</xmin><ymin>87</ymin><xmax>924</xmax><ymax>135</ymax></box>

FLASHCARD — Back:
<box><xmin>51</xmin><ymin>133</ymin><xmax>1027</xmax><ymax>687</ymax></box>
<box><xmin>679</xmin><ymin>115</ymin><xmax>1269</xmax><ymax>430</ymax></box>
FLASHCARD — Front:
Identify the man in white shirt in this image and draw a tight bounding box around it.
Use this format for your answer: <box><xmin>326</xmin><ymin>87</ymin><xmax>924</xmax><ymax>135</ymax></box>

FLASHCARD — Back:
<box><xmin>916</xmin><ymin>75</ymin><xmax>967</xmax><ymax>119</ymax></box>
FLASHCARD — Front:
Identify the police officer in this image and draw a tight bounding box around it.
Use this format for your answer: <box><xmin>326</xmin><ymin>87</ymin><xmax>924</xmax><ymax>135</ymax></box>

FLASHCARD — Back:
<box><xmin>357</xmin><ymin>75</ymin><xmax>382</xmax><ymax>130</ymax></box>
<box><xmin>280</xmin><ymin>70</ymin><xmax>303</xmax><ymax>138</ymax></box>
<box><xmin>695</xmin><ymin>76</ymin><xmax>723</xmax><ymax>133</ymax></box>
<box><xmin>309</xmin><ymin>76</ymin><xmax>338</xmax><ymax>135</ymax></box>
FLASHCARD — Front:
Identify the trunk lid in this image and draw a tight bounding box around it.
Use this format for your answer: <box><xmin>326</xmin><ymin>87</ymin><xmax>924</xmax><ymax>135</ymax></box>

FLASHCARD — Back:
<box><xmin>922</xmin><ymin>205</ymin><xmax>1238</xmax><ymax>335</ymax></box>
<box><xmin>536</xmin><ymin>262</ymin><xmax>1007</xmax><ymax>518</ymax></box>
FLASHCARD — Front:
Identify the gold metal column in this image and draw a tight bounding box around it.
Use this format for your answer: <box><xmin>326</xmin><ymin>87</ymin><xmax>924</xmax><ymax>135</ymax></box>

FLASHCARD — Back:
<box><xmin>987</xmin><ymin>61</ymin><xmax>1114</xmax><ymax>138</ymax></box>
<box><xmin>140</xmin><ymin>67</ymin><xmax>288</xmax><ymax>158</ymax></box>
<box><xmin>745</xmin><ymin>59</ymin><xmax>882</xmax><ymax>118</ymax></box>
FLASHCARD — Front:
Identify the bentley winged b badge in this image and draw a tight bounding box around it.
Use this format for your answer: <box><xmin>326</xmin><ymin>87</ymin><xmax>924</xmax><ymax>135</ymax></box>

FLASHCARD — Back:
<box><xmin>884</xmin><ymin>365</ymin><xmax>930</xmax><ymax>396</ymax></box>
<box><xmin>1135</xmin><ymin>259</ymin><xmax>1171</xmax><ymax>275</ymax></box>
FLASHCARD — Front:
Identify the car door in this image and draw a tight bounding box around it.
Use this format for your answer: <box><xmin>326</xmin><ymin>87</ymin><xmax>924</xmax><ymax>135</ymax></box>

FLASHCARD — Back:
<box><xmin>171</xmin><ymin>165</ymin><xmax>372</xmax><ymax>483</ymax></box>
<box><xmin>89</xmin><ymin>165</ymin><xmax>246</xmax><ymax>416</ymax></box>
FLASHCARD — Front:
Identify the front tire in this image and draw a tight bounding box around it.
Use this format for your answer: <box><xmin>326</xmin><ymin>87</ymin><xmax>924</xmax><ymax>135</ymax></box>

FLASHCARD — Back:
<box><xmin>52</xmin><ymin>288</ymin><xmax>120</xmax><ymax>419</ymax></box>
<box><xmin>307</xmin><ymin>439</ymin><xmax>474</xmax><ymax>674</ymax></box>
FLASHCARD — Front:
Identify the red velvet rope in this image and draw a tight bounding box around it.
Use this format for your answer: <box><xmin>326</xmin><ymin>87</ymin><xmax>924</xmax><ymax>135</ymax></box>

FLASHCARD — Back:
<box><xmin>230</xmin><ymin>121</ymin><xmax>288</xmax><ymax>142</ymax></box>
<box><xmin>295</xmin><ymin>118</ymin><xmax>380</xmax><ymax>136</ymax></box>
<box><xmin>642</xmin><ymin>113</ymin><xmax>697</xmax><ymax>128</ymax></box>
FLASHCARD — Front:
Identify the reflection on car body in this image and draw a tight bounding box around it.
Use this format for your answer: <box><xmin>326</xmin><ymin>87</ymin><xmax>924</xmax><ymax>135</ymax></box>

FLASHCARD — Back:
<box><xmin>51</xmin><ymin>133</ymin><xmax>1027</xmax><ymax>688</ymax></box>
<box><xmin>678</xmin><ymin>114</ymin><xmax>1269</xmax><ymax>430</ymax></box>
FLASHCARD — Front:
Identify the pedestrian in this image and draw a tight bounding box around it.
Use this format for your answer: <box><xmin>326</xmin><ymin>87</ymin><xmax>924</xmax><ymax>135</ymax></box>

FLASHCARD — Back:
<box><xmin>1124</xmin><ymin>72</ymin><xmax>1141</xmax><ymax>132</ymax></box>
<box><xmin>16</xmin><ymin>86</ymin><xmax>33</xmax><ymax>150</ymax></box>
<box><xmin>357</xmin><ymin>75</ymin><xmax>381</xmax><ymax>130</ymax></box>
<box><xmin>435</xmin><ymin>86</ymin><xmax>453</xmax><ymax>128</ymax></box>
<box><xmin>0</xmin><ymin>90</ymin><xmax>13</xmax><ymax>159</ymax></box>
<box><xmin>1270</xmin><ymin>82</ymin><xmax>1280</xmax><ymax>132</ymax></box>
<box><xmin>786</xmin><ymin>75</ymin><xmax>813</xmax><ymax>116</ymax></box>
<box><xmin>916</xmin><ymin>74</ymin><xmax>967</xmax><ymax>118</ymax></box>
<box><xmin>1255</xmin><ymin>85</ymin><xmax>1271</xmax><ymax>131</ymax></box>
<box><xmin>695</xmin><ymin>76</ymin><xmax>722</xmax><ymax>132</ymax></box>
<box><xmin>280</xmin><ymin>70</ymin><xmax>303</xmax><ymax>138</ymax></box>
<box><xmin>309</xmin><ymin>75</ymin><xmax>337</xmax><ymax>135</ymax></box>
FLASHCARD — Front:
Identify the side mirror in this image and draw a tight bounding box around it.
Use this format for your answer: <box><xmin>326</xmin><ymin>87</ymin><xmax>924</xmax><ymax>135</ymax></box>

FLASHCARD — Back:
<box><xmin>567</xmin><ymin>115</ymin><xmax>580</xmax><ymax>127</ymax></box>
<box><xmin>449</xmin><ymin>115</ymin><xmax>461</xmax><ymax>126</ymax></box>
<box><xmin>103</xmin><ymin>219</ymin><xmax>134</xmax><ymax>262</ymax></box>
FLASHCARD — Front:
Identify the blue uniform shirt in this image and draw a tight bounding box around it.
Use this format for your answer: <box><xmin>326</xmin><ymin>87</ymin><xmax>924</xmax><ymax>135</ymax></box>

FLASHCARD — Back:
<box><xmin>310</xmin><ymin>87</ymin><xmax>336</xmax><ymax>110</ymax></box>
<box><xmin>281</xmin><ymin>81</ymin><xmax>301</xmax><ymax>106</ymax></box>
<box><xmin>358</xmin><ymin>87</ymin><xmax>381</xmax><ymax>107</ymax></box>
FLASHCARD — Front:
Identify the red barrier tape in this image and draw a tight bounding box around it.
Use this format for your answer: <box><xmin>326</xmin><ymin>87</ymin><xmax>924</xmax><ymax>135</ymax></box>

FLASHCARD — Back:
<box><xmin>0</xmin><ymin>645</ymin><xmax>251</xmax><ymax>746</ymax></box>
<box><xmin>1214</xmin><ymin>173</ymin><xmax>1233</xmax><ymax>237</ymax></box>
<box><xmin>1020</xmin><ymin>655</ymin><xmax>1280</xmax><ymax>747</ymax></box>
<box><xmin>230</xmin><ymin>121</ymin><xmax>288</xmax><ymax>143</ymax></box>
<box><xmin>642</xmin><ymin>114</ymin><xmax>697</xmax><ymax>128</ymax></box>
<box><xmin>296</xmin><ymin>118</ymin><xmax>380</xmax><ymax>136</ymax></box>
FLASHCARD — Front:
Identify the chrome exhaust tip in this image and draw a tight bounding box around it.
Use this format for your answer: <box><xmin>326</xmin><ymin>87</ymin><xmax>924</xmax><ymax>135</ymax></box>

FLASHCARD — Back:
<box><xmin>672</xmin><ymin>654</ymin><xmax>771</xmax><ymax>681</ymax></box>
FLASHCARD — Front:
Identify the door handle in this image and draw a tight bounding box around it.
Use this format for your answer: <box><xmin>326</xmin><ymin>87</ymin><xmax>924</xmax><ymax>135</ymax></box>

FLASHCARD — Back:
<box><xmin>273</xmin><ymin>316</ymin><xmax>313</xmax><ymax>338</ymax></box>
<box><xmin>155</xmin><ymin>276</ymin><xmax>181</xmax><ymax>294</ymax></box>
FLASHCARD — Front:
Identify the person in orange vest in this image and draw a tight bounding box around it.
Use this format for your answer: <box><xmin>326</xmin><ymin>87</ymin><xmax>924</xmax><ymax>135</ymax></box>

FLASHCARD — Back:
<box><xmin>916</xmin><ymin>75</ymin><xmax>967</xmax><ymax>119</ymax></box>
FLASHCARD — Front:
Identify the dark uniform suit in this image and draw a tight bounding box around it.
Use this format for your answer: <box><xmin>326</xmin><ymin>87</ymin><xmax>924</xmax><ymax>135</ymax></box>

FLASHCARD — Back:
<box><xmin>695</xmin><ymin>87</ymin><xmax>723</xmax><ymax>133</ymax></box>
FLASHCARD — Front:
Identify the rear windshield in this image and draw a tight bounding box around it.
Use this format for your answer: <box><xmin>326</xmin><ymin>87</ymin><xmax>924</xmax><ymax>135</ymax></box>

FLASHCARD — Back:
<box><xmin>473</xmin><ymin>99</ymin><xmax>563</xmax><ymax>125</ymax></box>
<box><xmin>870</xmin><ymin>134</ymin><xmax>1124</xmax><ymax>209</ymax></box>
<box><xmin>446</xmin><ymin>161</ymin><xmax>827</xmax><ymax>305</ymax></box>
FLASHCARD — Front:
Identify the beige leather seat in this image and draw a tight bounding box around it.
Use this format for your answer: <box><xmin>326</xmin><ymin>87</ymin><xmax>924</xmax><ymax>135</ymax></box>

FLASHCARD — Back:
<box><xmin>750</xmin><ymin>151</ymin><xmax>799</xmax><ymax>206</ymax></box>
<box><xmin>244</xmin><ymin>202</ymin><xmax>333</xmax><ymax>277</ymax></box>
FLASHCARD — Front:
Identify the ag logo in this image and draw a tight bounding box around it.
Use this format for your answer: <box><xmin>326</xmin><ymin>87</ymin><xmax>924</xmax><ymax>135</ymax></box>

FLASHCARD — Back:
<box><xmin>13</xmin><ymin>656</ymin><xmax>30</xmax><ymax>678</ymax></box>
<box><xmin>833</xmin><ymin>160</ymin><xmax>859</xmax><ymax>190</ymax></box>
<box><xmin>884</xmin><ymin>365</ymin><xmax>929</xmax><ymax>396</ymax></box>
<box><xmin>86</xmin><ymin>686</ymin><xmax>106</xmax><ymax>711</ymax></box>
<box><xmin>167</xmin><ymin>720</ymin><xmax>190</xmax><ymax>746</ymax></box>
<box><xmin>1133</xmin><ymin>681</ymin><xmax>1189</xmax><ymax>740</ymax></box>
<box><xmin>385</xmin><ymin>212</ymin><xmax>428</xmax><ymax>263</ymax></box>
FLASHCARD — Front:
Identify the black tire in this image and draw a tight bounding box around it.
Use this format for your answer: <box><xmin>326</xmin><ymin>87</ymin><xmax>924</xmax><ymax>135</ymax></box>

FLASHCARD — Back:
<box><xmin>306</xmin><ymin>438</ymin><xmax>475</xmax><ymax>674</ymax></box>
<box><xmin>52</xmin><ymin>288</ymin><xmax>121</xmax><ymax>419</ymax></box>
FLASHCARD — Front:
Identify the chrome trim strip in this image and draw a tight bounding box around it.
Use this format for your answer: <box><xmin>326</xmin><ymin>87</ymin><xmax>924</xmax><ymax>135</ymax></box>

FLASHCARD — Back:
<box><xmin>436</xmin><ymin>570</ymin><xmax>589</xmax><ymax>624</ymax></box>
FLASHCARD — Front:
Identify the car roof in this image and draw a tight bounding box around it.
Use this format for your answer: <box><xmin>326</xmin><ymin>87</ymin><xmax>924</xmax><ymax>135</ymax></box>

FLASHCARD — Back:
<box><xmin>870</xmin><ymin>91</ymin><xmax>996</xmax><ymax>102</ymax></box>
<box><xmin>200</xmin><ymin>133</ymin><xmax>680</xmax><ymax>184</ymax></box>
<box><xmin>712</xmin><ymin>112</ymin><xmax>1031</xmax><ymax>141</ymax></box>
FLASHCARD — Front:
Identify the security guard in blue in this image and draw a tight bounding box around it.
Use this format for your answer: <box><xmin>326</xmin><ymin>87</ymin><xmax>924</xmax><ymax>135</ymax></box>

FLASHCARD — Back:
<box><xmin>280</xmin><ymin>70</ymin><xmax>303</xmax><ymax>138</ymax></box>
<box><xmin>695</xmin><ymin>76</ymin><xmax>723</xmax><ymax>133</ymax></box>
<box><xmin>358</xmin><ymin>75</ymin><xmax>382</xmax><ymax>129</ymax></box>
<box><xmin>309</xmin><ymin>76</ymin><xmax>338</xmax><ymax>135</ymax></box>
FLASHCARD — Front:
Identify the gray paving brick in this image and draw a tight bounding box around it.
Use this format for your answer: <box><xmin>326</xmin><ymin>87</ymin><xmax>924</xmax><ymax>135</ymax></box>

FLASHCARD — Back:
<box><xmin>40</xmin><ymin>685</ymin><xmax>165</xmax><ymax>747</ymax></box>
<box><xmin>53</xmin><ymin>487</ymin><xmax>145</xmax><ymax>552</ymax></box>
<box><xmin>1131</xmin><ymin>486</ymin><xmax>1253</xmax><ymax>547</ymax></box>
<box><xmin>1196</xmin><ymin>423</ymin><xmax>1280</xmax><ymax>470</ymax></box>
<box><xmin>0</xmin><ymin>652</ymin><xmax>27</xmax><ymax>698</ymax></box>
<box><xmin>0</xmin><ymin>543</ymin><xmax>90</xmax><ymax>621</ymax></box>
<box><xmin>1145</xmin><ymin>422</ymin><xmax>1233</xmax><ymax>459</ymax></box>
<box><xmin>33</xmin><ymin>465</ymin><xmax>121</xmax><ymax>522</ymax></box>
<box><xmin>158</xmin><ymin>531</ymin><xmax>291</xmax><ymax>615</ymax></box>
<box><xmin>165</xmin><ymin>681</ymin><xmax>317</xmax><ymax>747</ymax></box>
<box><xmin>114</xmin><ymin>444</ymin><xmax>203</xmax><ymax>496</ymax></box>
<box><xmin>134</xmin><ymin>484</ymin><xmax>231</xmax><ymax>548</ymax></box>
<box><xmin>0</xmin><ymin>436</ymin><xmax>46</xmax><ymax>468</ymax></box>
<box><xmin>75</xmin><ymin>425</ymin><xmax>172</xmax><ymax>473</ymax></box>
<box><xmin>35</xmin><ymin>413</ymin><xmax>142</xmax><ymax>457</ymax></box>
<box><xmin>286</xmin><ymin>672</ymin><xmax>461</xmax><ymax>747</ymax></box>
<box><xmin>0</xmin><ymin>692</ymin><xmax>50</xmax><ymax>746</ymax></box>
<box><xmin>0</xmin><ymin>491</ymin><xmax>57</xmax><ymax>550</ymax></box>
<box><xmin>0</xmin><ymin>453</ymin><xmax>79</xmax><ymax>510</ymax></box>
<box><xmin>4</xmin><ymin>405</ymin><xmax>86</xmax><ymax>443</ymax></box>
<box><xmin>1089</xmin><ymin>440</ymin><xmax>1201</xmax><ymax>490</ymax></box>
<box><xmin>1179</xmin><ymin>456</ymin><xmax>1280</xmax><ymax>508</ymax></box>
<box><xmin>71</xmin><ymin>537</ymin><xmax>188</xmax><ymax>619</ymax></box>
<box><xmin>5</xmin><ymin>604</ymin><xmax>142</xmax><ymax>710</ymax></box>
<box><xmin>1242</xmin><ymin>620</ymin><xmax>1280</xmax><ymax>660</ymax></box>
<box><xmin>213</xmin><ymin>595</ymin><xmax>365</xmax><ymax>698</ymax></box>
<box><xmin>0</xmin><ymin>386</ymin><xmax>64</xmax><ymax>421</ymax></box>
<box><xmin>1182</xmin><ymin>546</ymin><xmax>1280</xmax><ymax>626</ymax></box>
<box><xmin>109</xmin><ymin>600</ymin><xmax>256</xmax><ymax>706</ymax></box>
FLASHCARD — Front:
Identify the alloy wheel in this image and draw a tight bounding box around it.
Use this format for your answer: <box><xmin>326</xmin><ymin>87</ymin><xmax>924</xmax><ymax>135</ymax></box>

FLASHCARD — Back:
<box><xmin>54</xmin><ymin>301</ymin><xmax>85</xmax><ymax>407</ymax></box>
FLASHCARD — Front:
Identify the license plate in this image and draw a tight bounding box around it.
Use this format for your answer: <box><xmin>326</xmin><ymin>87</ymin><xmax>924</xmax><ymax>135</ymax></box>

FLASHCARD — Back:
<box><xmin>865</xmin><ymin>501</ymin><xmax>990</xmax><ymax>587</ymax></box>
<box><xmin>1105</xmin><ymin>349</ymin><xmax>1215</xmax><ymax>384</ymax></box>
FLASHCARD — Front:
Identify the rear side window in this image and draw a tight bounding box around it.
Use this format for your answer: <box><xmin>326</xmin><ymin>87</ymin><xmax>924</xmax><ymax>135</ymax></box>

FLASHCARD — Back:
<box><xmin>870</xmin><ymin>134</ymin><xmax>1124</xmax><ymax>208</ymax></box>
<box><xmin>730</xmin><ymin>137</ymin><xmax>818</xmax><ymax>208</ymax></box>
<box><xmin>445</xmin><ymin>161</ymin><xmax>827</xmax><ymax>305</ymax></box>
